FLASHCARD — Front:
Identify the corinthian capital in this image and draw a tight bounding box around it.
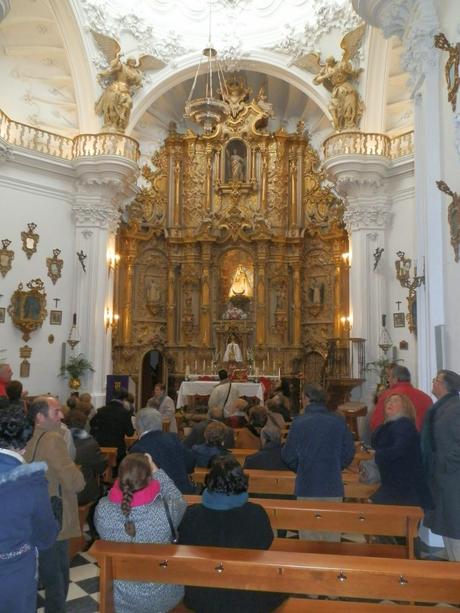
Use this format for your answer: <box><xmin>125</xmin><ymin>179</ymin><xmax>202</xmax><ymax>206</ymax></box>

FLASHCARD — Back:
<box><xmin>72</xmin><ymin>205</ymin><xmax>121</xmax><ymax>232</ymax></box>
<box><xmin>343</xmin><ymin>203</ymin><xmax>390</xmax><ymax>232</ymax></box>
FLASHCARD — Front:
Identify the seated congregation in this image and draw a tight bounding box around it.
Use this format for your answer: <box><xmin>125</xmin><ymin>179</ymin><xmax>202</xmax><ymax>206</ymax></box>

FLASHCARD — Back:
<box><xmin>1</xmin><ymin>362</ymin><xmax>460</xmax><ymax>613</ymax></box>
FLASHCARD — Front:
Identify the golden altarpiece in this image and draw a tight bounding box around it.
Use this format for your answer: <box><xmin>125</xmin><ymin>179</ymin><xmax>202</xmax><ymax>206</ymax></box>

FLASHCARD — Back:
<box><xmin>112</xmin><ymin>78</ymin><xmax>350</xmax><ymax>397</ymax></box>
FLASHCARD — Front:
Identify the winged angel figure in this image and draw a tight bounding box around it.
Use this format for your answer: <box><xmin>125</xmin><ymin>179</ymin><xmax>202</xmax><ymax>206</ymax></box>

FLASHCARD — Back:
<box><xmin>92</xmin><ymin>32</ymin><xmax>165</xmax><ymax>133</ymax></box>
<box><xmin>294</xmin><ymin>25</ymin><xmax>366</xmax><ymax>131</ymax></box>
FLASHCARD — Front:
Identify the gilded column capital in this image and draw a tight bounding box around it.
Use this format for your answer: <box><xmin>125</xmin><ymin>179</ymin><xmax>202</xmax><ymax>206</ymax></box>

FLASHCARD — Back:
<box><xmin>72</xmin><ymin>205</ymin><xmax>121</xmax><ymax>232</ymax></box>
<box><xmin>343</xmin><ymin>203</ymin><xmax>390</xmax><ymax>232</ymax></box>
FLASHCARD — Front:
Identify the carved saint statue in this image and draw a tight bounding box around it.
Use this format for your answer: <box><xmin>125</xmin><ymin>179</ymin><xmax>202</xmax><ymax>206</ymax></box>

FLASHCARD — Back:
<box><xmin>91</xmin><ymin>32</ymin><xmax>165</xmax><ymax>133</ymax></box>
<box><xmin>231</xmin><ymin>150</ymin><xmax>244</xmax><ymax>181</ymax></box>
<box><xmin>295</xmin><ymin>25</ymin><xmax>365</xmax><ymax>131</ymax></box>
<box><xmin>220</xmin><ymin>75</ymin><xmax>251</xmax><ymax>119</ymax></box>
<box><xmin>223</xmin><ymin>334</ymin><xmax>243</xmax><ymax>363</ymax></box>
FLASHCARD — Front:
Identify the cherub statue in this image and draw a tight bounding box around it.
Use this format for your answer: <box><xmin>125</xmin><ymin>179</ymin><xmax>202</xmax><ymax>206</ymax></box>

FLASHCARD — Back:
<box><xmin>295</xmin><ymin>25</ymin><xmax>365</xmax><ymax>131</ymax></box>
<box><xmin>92</xmin><ymin>32</ymin><xmax>165</xmax><ymax>133</ymax></box>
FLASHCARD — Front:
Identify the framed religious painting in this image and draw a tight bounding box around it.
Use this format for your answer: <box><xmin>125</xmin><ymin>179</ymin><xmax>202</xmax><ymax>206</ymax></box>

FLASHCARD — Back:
<box><xmin>21</xmin><ymin>223</ymin><xmax>39</xmax><ymax>259</ymax></box>
<box><xmin>7</xmin><ymin>279</ymin><xmax>47</xmax><ymax>341</ymax></box>
<box><xmin>0</xmin><ymin>239</ymin><xmax>14</xmax><ymax>277</ymax></box>
<box><xmin>50</xmin><ymin>310</ymin><xmax>62</xmax><ymax>325</ymax></box>
<box><xmin>46</xmin><ymin>249</ymin><xmax>64</xmax><ymax>285</ymax></box>
<box><xmin>0</xmin><ymin>308</ymin><xmax>5</xmax><ymax>323</ymax></box>
<box><xmin>393</xmin><ymin>312</ymin><xmax>405</xmax><ymax>328</ymax></box>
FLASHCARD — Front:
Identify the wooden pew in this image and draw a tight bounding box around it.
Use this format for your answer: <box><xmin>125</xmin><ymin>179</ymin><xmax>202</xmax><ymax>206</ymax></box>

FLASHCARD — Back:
<box><xmin>100</xmin><ymin>446</ymin><xmax>117</xmax><ymax>484</ymax></box>
<box><xmin>184</xmin><ymin>495</ymin><xmax>422</xmax><ymax>559</ymax></box>
<box><xmin>90</xmin><ymin>540</ymin><xmax>460</xmax><ymax>613</ymax></box>
<box><xmin>192</xmin><ymin>467</ymin><xmax>379</xmax><ymax>501</ymax></box>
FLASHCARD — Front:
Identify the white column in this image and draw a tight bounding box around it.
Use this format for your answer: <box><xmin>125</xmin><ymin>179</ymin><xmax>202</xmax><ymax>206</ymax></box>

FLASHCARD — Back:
<box><xmin>71</xmin><ymin>159</ymin><xmax>138</xmax><ymax>406</ymax></box>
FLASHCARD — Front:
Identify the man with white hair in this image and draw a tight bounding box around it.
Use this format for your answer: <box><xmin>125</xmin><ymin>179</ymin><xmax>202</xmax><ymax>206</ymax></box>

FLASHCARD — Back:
<box><xmin>130</xmin><ymin>408</ymin><xmax>196</xmax><ymax>493</ymax></box>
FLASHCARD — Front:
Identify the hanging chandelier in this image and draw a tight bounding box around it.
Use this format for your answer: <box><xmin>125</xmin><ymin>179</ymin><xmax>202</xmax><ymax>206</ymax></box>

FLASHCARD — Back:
<box><xmin>184</xmin><ymin>1</ymin><xmax>230</xmax><ymax>133</ymax></box>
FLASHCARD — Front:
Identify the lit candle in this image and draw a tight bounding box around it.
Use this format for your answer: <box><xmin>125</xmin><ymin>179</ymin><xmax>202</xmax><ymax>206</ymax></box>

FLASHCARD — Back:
<box><xmin>202</xmin><ymin>359</ymin><xmax>206</xmax><ymax>374</ymax></box>
<box><xmin>262</xmin><ymin>360</ymin><xmax>265</xmax><ymax>373</ymax></box>
<box><xmin>194</xmin><ymin>360</ymin><xmax>198</xmax><ymax>373</ymax></box>
<box><xmin>278</xmin><ymin>367</ymin><xmax>281</xmax><ymax>379</ymax></box>
<box><xmin>185</xmin><ymin>364</ymin><xmax>190</xmax><ymax>377</ymax></box>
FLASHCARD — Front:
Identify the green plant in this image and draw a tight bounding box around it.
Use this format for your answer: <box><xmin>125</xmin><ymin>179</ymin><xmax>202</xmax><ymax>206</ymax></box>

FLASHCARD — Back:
<box><xmin>59</xmin><ymin>354</ymin><xmax>94</xmax><ymax>379</ymax></box>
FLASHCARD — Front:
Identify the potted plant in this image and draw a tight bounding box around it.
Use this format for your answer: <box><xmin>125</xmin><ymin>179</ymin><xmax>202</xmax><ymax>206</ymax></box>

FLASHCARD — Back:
<box><xmin>365</xmin><ymin>355</ymin><xmax>403</xmax><ymax>394</ymax></box>
<box><xmin>59</xmin><ymin>353</ymin><xmax>94</xmax><ymax>390</ymax></box>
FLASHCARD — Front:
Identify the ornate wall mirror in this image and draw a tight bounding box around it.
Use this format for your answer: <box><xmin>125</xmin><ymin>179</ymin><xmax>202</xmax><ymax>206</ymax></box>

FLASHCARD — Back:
<box><xmin>21</xmin><ymin>223</ymin><xmax>39</xmax><ymax>259</ymax></box>
<box><xmin>0</xmin><ymin>239</ymin><xmax>14</xmax><ymax>277</ymax></box>
<box><xmin>7</xmin><ymin>279</ymin><xmax>48</xmax><ymax>341</ymax></box>
<box><xmin>46</xmin><ymin>248</ymin><xmax>64</xmax><ymax>284</ymax></box>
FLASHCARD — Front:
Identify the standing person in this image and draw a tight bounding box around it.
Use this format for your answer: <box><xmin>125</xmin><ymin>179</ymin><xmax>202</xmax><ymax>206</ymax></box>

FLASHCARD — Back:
<box><xmin>178</xmin><ymin>455</ymin><xmax>286</xmax><ymax>613</ymax></box>
<box><xmin>0</xmin><ymin>363</ymin><xmax>12</xmax><ymax>398</ymax></box>
<box><xmin>281</xmin><ymin>384</ymin><xmax>355</xmax><ymax>541</ymax></box>
<box><xmin>371</xmin><ymin>365</ymin><xmax>432</xmax><ymax>432</ymax></box>
<box><xmin>0</xmin><ymin>406</ymin><xmax>59</xmax><ymax>613</ymax></box>
<box><xmin>130</xmin><ymin>408</ymin><xmax>196</xmax><ymax>494</ymax></box>
<box><xmin>24</xmin><ymin>396</ymin><xmax>85</xmax><ymax>613</ymax></box>
<box><xmin>95</xmin><ymin>453</ymin><xmax>186</xmax><ymax>613</ymax></box>
<box><xmin>147</xmin><ymin>382</ymin><xmax>177</xmax><ymax>433</ymax></box>
<box><xmin>90</xmin><ymin>388</ymin><xmax>135</xmax><ymax>465</ymax></box>
<box><xmin>423</xmin><ymin>370</ymin><xmax>460</xmax><ymax>561</ymax></box>
<box><xmin>371</xmin><ymin>394</ymin><xmax>432</xmax><ymax>508</ymax></box>
<box><xmin>208</xmin><ymin>369</ymin><xmax>241</xmax><ymax>417</ymax></box>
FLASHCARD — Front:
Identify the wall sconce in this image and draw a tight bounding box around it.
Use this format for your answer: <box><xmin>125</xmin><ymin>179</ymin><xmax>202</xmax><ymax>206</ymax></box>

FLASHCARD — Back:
<box><xmin>107</xmin><ymin>252</ymin><xmax>120</xmax><ymax>274</ymax></box>
<box><xmin>340</xmin><ymin>315</ymin><xmax>352</xmax><ymax>335</ymax></box>
<box><xmin>394</xmin><ymin>251</ymin><xmax>425</xmax><ymax>334</ymax></box>
<box><xmin>67</xmin><ymin>313</ymin><xmax>80</xmax><ymax>350</ymax></box>
<box><xmin>341</xmin><ymin>252</ymin><xmax>351</xmax><ymax>268</ymax></box>
<box><xmin>105</xmin><ymin>308</ymin><xmax>119</xmax><ymax>333</ymax></box>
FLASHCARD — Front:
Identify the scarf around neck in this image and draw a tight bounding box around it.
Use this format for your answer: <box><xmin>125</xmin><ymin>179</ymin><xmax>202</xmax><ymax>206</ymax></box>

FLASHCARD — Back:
<box><xmin>108</xmin><ymin>478</ymin><xmax>161</xmax><ymax>507</ymax></box>
<box><xmin>202</xmin><ymin>488</ymin><xmax>248</xmax><ymax>510</ymax></box>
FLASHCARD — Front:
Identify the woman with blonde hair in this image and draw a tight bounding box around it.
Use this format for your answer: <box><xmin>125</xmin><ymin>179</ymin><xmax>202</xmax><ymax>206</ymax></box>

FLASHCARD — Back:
<box><xmin>94</xmin><ymin>453</ymin><xmax>186</xmax><ymax>612</ymax></box>
<box><xmin>370</xmin><ymin>394</ymin><xmax>432</xmax><ymax>508</ymax></box>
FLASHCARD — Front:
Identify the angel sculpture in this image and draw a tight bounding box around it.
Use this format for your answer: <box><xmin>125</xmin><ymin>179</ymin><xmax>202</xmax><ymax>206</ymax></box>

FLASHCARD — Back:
<box><xmin>294</xmin><ymin>25</ymin><xmax>366</xmax><ymax>131</ymax></box>
<box><xmin>92</xmin><ymin>32</ymin><xmax>165</xmax><ymax>133</ymax></box>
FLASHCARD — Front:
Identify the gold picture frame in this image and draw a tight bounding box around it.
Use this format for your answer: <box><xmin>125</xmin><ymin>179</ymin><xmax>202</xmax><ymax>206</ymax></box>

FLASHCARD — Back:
<box><xmin>21</xmin><ymin>223</ymin><xmax>39</xmax><ymax>259</ymax></box>
<box><xmin>7</xmin><ymin>279</ymin><xmax>48</xmax><ymax>341</ymax></box>
<box><xmin>0</xmin><ymin>239</ymin><xmax>14</xmax><ymax>277</ymax></box>
<box><xmin>46</xmin><ymin>248</ymin><xmax>64</xmax><ymax>285</ymax></box>
<box><xmin>434</xmin><ymin>33</ymin><xmax>460</xmax><ymax>112</ymax></box>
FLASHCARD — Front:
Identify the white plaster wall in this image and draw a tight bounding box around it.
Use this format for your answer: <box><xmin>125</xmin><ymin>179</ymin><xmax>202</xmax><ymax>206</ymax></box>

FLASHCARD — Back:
<box><xmin>0</xmin><ymin>159</ymin><xmax>78</xmax><ymax>400</ymax></box>
<box><xmin>436</xmin><ymin>0</ymin><xmax>460</xmax><ymax>373</ymax></box>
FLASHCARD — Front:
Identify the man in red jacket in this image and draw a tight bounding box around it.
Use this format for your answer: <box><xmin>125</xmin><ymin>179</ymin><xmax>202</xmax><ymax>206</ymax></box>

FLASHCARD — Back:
<box><xmin>370</xmin><ymin>365</ymin><xmax>432</xmax><ymax>432</ymax></box>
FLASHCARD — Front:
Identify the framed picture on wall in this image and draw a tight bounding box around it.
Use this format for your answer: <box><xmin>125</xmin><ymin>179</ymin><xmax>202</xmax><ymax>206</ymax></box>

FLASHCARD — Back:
<box><xmin>0</xmin><ymin>307</ymin><xmax>5</xmax><ymax>323</ymax></box>
<box><xmin>50</xmin><ymin>310</ymin><xmax>62</xmax><ymax>325</ymax></box>
<box><xmin>393</xmin><ymin>312</ymin><xmax>406</xmax><ymax>328</ymax></box>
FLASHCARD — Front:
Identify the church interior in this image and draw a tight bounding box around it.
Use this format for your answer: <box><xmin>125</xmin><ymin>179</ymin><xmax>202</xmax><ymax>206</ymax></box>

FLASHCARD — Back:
<box><xmin>1</xmin><ymin>0</ymin><xmax>460</xmax><ymax>609</ymax></box>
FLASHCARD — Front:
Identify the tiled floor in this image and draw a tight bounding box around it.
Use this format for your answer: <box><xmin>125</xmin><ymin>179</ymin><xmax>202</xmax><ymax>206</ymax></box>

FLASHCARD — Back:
<box><xmin>35</xmin><ymin>534</ymin><xmax>454</xmax><ymax>612</ymax></box>
<box><xmin>37</xmin><ymin>551</ymin><xmax>100</xmax><ymax>613</ymax></box>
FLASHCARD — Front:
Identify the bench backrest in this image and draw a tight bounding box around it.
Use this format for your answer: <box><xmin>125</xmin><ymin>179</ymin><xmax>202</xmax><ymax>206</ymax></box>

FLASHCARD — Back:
<box><xmin>90</xmin><ymin>540</ymin><xmax>460</xmax><ymax>613</ymax></box>
<box><xmin>192</xmin><ymin>467</ymin><xmax>378</xmax><ymax>500</ymax></box>
<box><xmin>184</xmin><ymin>495</ymin><xmax>422</xmax><ymax>558</ymax></box>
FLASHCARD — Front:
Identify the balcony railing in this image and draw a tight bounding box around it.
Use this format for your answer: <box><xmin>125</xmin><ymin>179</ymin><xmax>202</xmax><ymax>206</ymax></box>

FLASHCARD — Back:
<box><xmin>0</xmin><ymin>109</ymin><xmax>139</xmax><ymax>163</ymax></box>
<box><xmin>323</xmin><ymin>130</ymin><xmax>414</xmax><ymax>161</ymax></box>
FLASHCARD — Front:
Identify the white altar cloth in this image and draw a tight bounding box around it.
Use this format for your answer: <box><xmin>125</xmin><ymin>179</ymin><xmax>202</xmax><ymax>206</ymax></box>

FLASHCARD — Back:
<box><xmin>176</xmin><ymin>380</ymin><xmax>264</xmax><ymax>408</ymax></box>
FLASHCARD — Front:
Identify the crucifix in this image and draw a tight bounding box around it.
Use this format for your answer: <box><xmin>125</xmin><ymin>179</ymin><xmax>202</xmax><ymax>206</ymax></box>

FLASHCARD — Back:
<box><xmin>53</xmin><ymin>298</ymin><xmax>61</xmax><ymax>308</ymax></box>
<box><xmin>395</xmin><ymin>301</ymin><xmax>402</xmax><ymax>311</ymax></box>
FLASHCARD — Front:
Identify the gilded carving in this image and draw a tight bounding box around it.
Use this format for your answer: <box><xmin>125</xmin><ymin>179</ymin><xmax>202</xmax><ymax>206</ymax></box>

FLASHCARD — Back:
<box><xmin>437</xmin><ymin>180</ymin><xmax>460</xmax><ymax>263</ymax></box>
<box><xmin>8</xmin><ymin>279</ymin><xmax>47</xmax><ymax>341</ymax></box>
<box><xmin>115</xmin><ymin>79</ymin><xmax>348</xmax><ymax>385</ymax></box>
<box><xmin>296</xmin><ymin>25</ymin><xmax>366</xmax><ymax>131</ymax></box>
<box><xmin>434</xmin><ymin>33</ymin><xmax>460</xmax><ymax>112</ymax></box>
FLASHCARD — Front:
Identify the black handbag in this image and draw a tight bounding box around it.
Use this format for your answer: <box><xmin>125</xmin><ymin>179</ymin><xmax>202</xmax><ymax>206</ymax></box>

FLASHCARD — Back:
<box><xmin>31</xmin><ymin>432</ymin><xmax>63</xmax><ymax>530</ymax></box>
<box><xmin>161</xmin><ymin>496</ymin><xmax>178</xmax><ymax>544</ymax></box>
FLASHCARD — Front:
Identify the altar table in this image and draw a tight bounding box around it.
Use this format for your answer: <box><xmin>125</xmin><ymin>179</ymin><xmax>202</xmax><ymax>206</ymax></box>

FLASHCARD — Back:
<box><xmin>176</xmin><ymin>380</ymin><xmax>264</xmax><ymax>409</ymax></box>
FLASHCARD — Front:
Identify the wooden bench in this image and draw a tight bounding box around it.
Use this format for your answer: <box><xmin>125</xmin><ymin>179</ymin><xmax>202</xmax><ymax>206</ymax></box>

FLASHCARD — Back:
<box><xmin>100</xmin><ymin>446</ymin><xmax>117</xmax><ymax>484</ymax></box>
<box><xmin>89</xmin><ymin>540</ymin><xmax>460</xmax><ymax>613</ymax></box>
<box><xmin>184</xmin><ymin>495</ymin><xmax>422</xmax><ymax>559</ymax></box>
<box><xmin>68</xmin><ymin>501</ymin><xmax>94</xmax><ymax>559</ymax></box>
<box><xmin>192</xmin><ymin>467</ymin><xmax>379</xmax><ymax>501</ymax></box>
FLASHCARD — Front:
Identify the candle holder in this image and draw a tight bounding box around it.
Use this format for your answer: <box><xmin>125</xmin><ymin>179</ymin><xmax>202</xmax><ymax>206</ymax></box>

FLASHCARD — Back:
<box><xmin>394</xmin><ymin>251</ymin><xmax>425</xmax><ymax>334</ymax></box>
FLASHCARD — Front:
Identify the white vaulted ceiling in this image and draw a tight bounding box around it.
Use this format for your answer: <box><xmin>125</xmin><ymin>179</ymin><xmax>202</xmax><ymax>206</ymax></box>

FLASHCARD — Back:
<box><xmin>0</xmin><ymin>0</ymin><xmax>78</xmax><ymax>135</ymax></box>
<box><xmin>0</xmin><ymin>0</ymin><xmax>414</xmax><ymax>149</ymax></box>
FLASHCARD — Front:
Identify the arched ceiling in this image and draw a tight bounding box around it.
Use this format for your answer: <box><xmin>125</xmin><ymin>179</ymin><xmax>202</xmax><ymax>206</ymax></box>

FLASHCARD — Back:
<box><xmin>0</xmin><ymin>0</ymin><xmax>413</xmax><ymax>148</ymax></box>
